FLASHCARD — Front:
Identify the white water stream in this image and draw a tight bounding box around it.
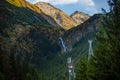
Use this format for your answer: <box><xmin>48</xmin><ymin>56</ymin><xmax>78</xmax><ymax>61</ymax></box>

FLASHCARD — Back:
<box><xmin>59</xmin><ymin>37</ymin><xmax>67</xmax><ymax>51</ymax></box>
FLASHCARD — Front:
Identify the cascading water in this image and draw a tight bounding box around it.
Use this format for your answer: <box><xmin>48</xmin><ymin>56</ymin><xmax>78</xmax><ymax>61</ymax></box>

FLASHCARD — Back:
<box><xmin>88</xmin><ymin>40</ymin><xmax>93</xmax><ymax>60</ymax></box>
<box><xmin>59</xmin><ymin>37</ymin><xmax>75</xmax><ymax>79</ymax></box>
<box><xmin>59</xmin><ymin>37</ymin><xmax>67</xmax><ymax>51</ymax></box>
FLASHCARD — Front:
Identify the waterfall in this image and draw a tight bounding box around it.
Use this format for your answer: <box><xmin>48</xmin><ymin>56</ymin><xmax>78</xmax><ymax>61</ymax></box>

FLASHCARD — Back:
<box><xmin>59</xmin><ymin>37</ymin><xmax>67</xmax><ymax>51</ymax></box>
<box><xmin>88</xmin><ymin>40</ymin><xmax>93</xmax><ymax>60</ymax></box>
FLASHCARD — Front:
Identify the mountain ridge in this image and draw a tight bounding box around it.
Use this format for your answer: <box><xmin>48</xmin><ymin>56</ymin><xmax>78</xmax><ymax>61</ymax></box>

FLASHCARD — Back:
<box><xmin>35</xmin><ymin>2</ymin><xmax>78</xmax><ymax>30</ymax></box>
<box><xmin>64</xmin><ymin>14</ymin><xmax>104</xmax><ymax>49</ymax></box>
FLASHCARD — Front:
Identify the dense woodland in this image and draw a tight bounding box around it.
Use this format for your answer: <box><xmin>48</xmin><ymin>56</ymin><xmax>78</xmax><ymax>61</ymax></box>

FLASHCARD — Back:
<box><xmin>76</xmin><ymin>0</ymin><xmax>120</xmax><ymax>80</ymax></box>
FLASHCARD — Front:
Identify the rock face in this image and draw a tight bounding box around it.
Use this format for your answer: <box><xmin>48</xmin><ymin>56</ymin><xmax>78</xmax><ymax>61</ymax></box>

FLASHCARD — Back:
<box><xmin>70</xmin><ymin>11</ymin><xmax>90</xmax><ymax>25</ymax></box>
<box><xmin>64</xmin><ymin>14</ymin><xmax>104</xmax><ymax>49</ymax></box>
<box><xmin>35</xmin><ymin>2</ymin><xmax>78</xmax><ymax>30</ymax></box>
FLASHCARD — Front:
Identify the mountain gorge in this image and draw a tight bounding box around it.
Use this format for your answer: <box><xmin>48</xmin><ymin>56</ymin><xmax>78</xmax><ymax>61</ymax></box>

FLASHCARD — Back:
<box><xmin>0</xmin><ymin>0</ymin><xmax>104</xmax><ymax>80</ymax></box>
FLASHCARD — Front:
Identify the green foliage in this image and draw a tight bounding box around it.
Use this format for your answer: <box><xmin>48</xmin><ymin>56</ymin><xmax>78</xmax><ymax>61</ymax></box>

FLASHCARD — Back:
<box><xmin>76</xmin><ymin>1</ymin><xmax>120</xmax><ymax>80</ymax></box>
<box><xmin>0</xmin><ymin>1</ymin><xmax>62</xmax><ymax>80</ymax></box>
<box><xmin>76</xmin><ymin>55</ymin><xmax>88</xmax><ymax>80</ymax></box>
<box><xmin>0</xmin><ymin>46</ymin><xmax>48</xmax><ymax>80</ymax></box>
<box><xmin>88</xmin><ymin>0</ymin><xmax>120</xmax><ymax>80</ymax></box>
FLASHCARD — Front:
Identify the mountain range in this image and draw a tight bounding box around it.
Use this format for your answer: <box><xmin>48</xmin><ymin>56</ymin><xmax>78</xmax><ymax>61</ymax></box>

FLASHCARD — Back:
<box><xmin>0</xmin><ymin>0</ymin><xmax>103</xmax><ymax>80</ymax></box>
<box><xmin>35</xmin><ymin>2</ymin><xmax>90</xmax><ymax>30</ymax></box>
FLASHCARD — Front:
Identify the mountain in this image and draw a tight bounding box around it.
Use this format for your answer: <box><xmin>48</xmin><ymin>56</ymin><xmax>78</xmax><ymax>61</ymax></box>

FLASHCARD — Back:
<box><xmin>64</xmin><ymin>14</ymin><xmax>104</xmax><ymax>49</ymax></box>
<box><xmin>70</xmin><ymin>11</ymin><xmax>90</xmax><ymax>25</ymax></box>
<box><xmin>44</xmin><ymin>14</ymin><xmax>104</xmax><ymax>79</ymax></box>
<box><xmin>35</xmin><ymin>2</ymin><xmax>78</xmax><ymax>30</ymax></box>
<box><xmin>1</xmin><ymin>0</ymin><xmax>63</xmax><ymax>28</ymax></box>
<box><xmin>0</xmin><ymin>0</ymin><xmax>63</xmax><ymax>74</ymax></box>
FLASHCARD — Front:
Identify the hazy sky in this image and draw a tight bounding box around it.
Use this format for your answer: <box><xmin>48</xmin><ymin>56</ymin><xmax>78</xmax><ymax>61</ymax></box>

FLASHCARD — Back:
<box><xmin>27</xmin><ymin>0</ymin><xmax>109</xmax><ymax>16</ymax></box>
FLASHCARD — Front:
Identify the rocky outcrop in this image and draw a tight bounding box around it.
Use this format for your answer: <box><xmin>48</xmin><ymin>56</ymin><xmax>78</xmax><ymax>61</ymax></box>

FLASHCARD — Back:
<box><xmin>70</xmin><ymin>11</ymin><xmax>90</xmax><ymax>25</ymax></box>
<box><xmin>35</xmin><ymin>2</ymin><xmax>78</xmax><ymax>30</ymax></box>
<box><xmin>64</xmin><ymin>14</ymin><xmax>104</xmax><ymax>49</ymax></box>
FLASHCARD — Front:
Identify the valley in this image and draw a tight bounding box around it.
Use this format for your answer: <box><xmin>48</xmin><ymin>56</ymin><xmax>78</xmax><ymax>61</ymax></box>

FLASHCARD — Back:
<box><xmin>0</xmin><ymin>0</ymin><xmax>107</xmax><ymax>80</ymax></box>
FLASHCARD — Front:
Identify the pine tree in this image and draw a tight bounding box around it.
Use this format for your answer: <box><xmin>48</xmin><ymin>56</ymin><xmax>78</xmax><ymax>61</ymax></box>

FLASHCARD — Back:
<box><xmin>90</xmin><ymin>0</ymin><xmax>120</xmax><ymax>80</ymax></box>
<box><xmin>76</xmin><ymin>55</ymin><xmax>88</xmax><ymax>80</ymax></box>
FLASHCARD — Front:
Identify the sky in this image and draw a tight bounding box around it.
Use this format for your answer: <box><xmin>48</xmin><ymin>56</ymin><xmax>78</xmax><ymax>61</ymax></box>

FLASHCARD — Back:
<box><xmin>27</xmin><ymin>0</ymin><xmax>109</xmax><ymax>16</ymax></box>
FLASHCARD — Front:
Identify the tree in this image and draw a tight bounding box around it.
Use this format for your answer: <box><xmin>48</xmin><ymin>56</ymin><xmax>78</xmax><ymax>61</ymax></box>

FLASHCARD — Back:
<box><xmin>76</xmin><ymin>55</ymin><xmax>88</xmax><ymax>80</ymax></box>
<box><xmin>0</xmin><ymin>43</ymin><xmax>45</xmax><ymax>80</ymax></box>
<box><xmin>90</xmin><ymin>0</ymin><xmax>120</xmax><ymax>80</ymax></box>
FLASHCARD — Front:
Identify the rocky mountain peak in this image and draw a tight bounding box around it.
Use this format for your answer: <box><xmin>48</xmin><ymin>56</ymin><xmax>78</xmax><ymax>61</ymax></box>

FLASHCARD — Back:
<box><xmin>70</xmin><ymin>11</ymin><xmax>90</xmax><ymax>25</ymax></box>
<box><xmin>35</xmin><ymin>2</ymin><xmax>78</xmax><ymax>30</ymax></box>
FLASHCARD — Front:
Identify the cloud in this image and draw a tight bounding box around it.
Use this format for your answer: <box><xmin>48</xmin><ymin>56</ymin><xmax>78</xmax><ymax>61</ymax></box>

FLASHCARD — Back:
<box><xmin>78</xmin><ymin>0</ymin><xmax>95</xmax><ymax>6</ymax></box>
<box><xmin>30</xmin><ymin>0</ymin><xmax>95</xmax><ymax>6</ymax></box>
<box><xmin>27</xmin><ymin>0</ymin><xmax>97</xmax><ymax>15</ymax></box>
<box><xmin>76</xmin><ymin>0</ymin><xmax>97</xmax><ymax>15</ymax></box>
<box><xmin>85</xmin><ymin>7</ymin><xmax>99</xmax><ymax>15</ymax></box>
